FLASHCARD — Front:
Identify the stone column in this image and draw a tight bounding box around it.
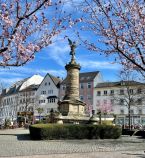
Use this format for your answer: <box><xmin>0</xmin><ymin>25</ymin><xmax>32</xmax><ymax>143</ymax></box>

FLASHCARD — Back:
<box><xmin>65</xmin><ymin>62</ymin><xmax>80</xmax><ymax>100</ymax></box>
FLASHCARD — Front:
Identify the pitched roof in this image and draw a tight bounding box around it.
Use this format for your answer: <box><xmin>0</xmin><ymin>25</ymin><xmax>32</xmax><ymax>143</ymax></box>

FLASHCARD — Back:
<box><xmin>79</xmin><ymin>71</ymin><xmax>99</xmax><ymax>83</ymax></box>
<box><xmin>95</xmin><ymin>80</ymin><xmax>145</xmax><ymax>88</ymax></box>
<box><xmin>19</xmin><ymin>84</ymin><xmax>39</xmax><ymax>92</ymax></box>
<box><xmin>48</xmin><ymin>73</ymin><xmax>62</xmax><ymax>87</ymax></box>
<box><xmin>1</xmin><ymin>78</ymin><xmax>30</xmax><ymax>96</ymax></box>
<box><xmin>1</xmin><ymin>75</ymin><xmax>43</xmax><ymax>97</ymax></box>
<box><xmin>62</xmin><ymin>71</ymin><xmax>99</xmax><ymax>84</ymax></box>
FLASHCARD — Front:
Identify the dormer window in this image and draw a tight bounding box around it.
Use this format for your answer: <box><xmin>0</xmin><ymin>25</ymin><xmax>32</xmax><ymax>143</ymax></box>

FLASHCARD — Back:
<box><xmin>121</xmin><ymin>81</ymin><xmax>125</xmax><ymax>85</ymax></box>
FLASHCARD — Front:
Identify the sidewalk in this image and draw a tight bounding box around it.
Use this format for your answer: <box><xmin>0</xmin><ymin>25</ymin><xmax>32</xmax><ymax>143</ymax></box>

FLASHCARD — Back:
<box><xmin>0</xmin><ymin>128</ymin><xmax>145</xmax><ymax>158</ymax></box>
<box><xmin>3</xmin><ymin>151</ymin><xmax>145</xmax><ymax>158</ymax></box>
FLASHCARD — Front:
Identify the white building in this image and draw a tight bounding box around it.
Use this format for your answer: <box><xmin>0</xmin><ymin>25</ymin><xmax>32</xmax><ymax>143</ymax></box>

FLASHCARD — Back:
<box><xmin>0</xmin><ymin>75</ymin><xmax>43</xmax><ymax>122</ymax></box>
<box><xmin>35</xmin><ymin>73</ymin><xmax>62</xmax><ymax>118</ymax></box>
<box><xmin>94</xmin><ymin>81</ymin><xmax>145</xmax><ymax>125</ymax></box>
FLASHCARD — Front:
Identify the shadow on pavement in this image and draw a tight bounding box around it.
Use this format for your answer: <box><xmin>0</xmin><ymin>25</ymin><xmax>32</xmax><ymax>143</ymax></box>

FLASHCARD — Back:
<box><xmin>16</xmin><ymin>134</ymin><xmax>31</xmax><ymax>140</ymax></box>
<box><xmin>0</xmin><ymin>133</ymin><xmax>31</xmax><ymax>140</ymax></box>
<box><xmin>122</xmin><ymin>152</ymin><xmax>145</xmax><ymax>158</ymax></box>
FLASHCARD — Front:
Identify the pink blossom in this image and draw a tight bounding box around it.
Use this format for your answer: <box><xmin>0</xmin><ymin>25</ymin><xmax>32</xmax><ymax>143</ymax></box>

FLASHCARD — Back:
<box><xmin>0</xmin><ymin>0</ymin><xmax>72</xmax><ymax>66</ymax></box>
<box><xmin>79</xmin><ymin>0</ymin><xmax>145</xmax><ymax>74</ymax></box>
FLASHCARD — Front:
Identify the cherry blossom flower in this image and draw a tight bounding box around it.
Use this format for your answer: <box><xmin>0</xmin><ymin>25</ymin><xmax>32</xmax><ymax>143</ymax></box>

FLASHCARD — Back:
<box><xmin>77</xmin><ymin>0</ymin><xmax>145</xmax><ymax>74</ymax></box>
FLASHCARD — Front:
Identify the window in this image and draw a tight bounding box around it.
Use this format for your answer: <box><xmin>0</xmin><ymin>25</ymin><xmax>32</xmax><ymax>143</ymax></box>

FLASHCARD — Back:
<box><xmin>48</xmin><ymin>90</ymin><xmax>53</xmax><ymax>94</ymax></box>
<box><xmin>47</xmin><ymin>108</ymin><xmax>51</xmax><ymax>113</ymax></box>
<box><xmin>120</xmin><ymin>89</ymin><xmax>124</xmax><ymax>95</ymax></box>
<box><xmin>137</xmin><ymin>89</ymin><xmax>142</xmax><ymax>94</ymax></box>
<box><xmin>48</xmin><ymin>82</ymin><xmax>50</xmax><ymax>85</ymax></box>
<box><xmin>137</xmin><ymin>98</ymin><xmax>142</xmax><ymax>105</ymax></box>
<box><xmin>62</xmin><ymin>85</ymin><xmax>66</xmax><ymax>90</ymax></box>
<box><xmin>28</xmin><ymin>107</ymin><xmax>31</xmax><ymax>111</ymax></box>
<box><xmin>20</xmin><ymin>99</ymin><xmax>22</xmax><ymax>104</ymax></box>
<box><xmin>110</xmin><ymin>99</ymin><xmax>114</xmax><ymax>105</ymax></box>
<box><xmin>96</xmin><ymin>100</ymin><xmax>100</xmax><ymax>106</ymax></box>
<box><xmin>45</xmin><ymin>82</ymin><xmax>47</xmax><ymax>86</ymax></box>
<box><xmin>129</xmin><ymin>89</ymin><xmax>133</xmax><ymax>95</ymax></box>
<box><xmin>48</xmin><ymin>98</ymin><xmax>55</xmax><ymax>103</ymax></box>
<box><xmin>104</xmin><ymin>91</ymin><xmax>107</xmax><ymax>95</ymax></box>
<box><xmin>87</xmin><ymin>76</ymin><xmax>90</xmax><ymax>80</ymax></box>
<box><xmin>87</xmin><ymin>82</ymin><xmax>91</xmax><ymax>88</ymax></box>
<box><xmin>120</xmin><ymin>99</ymin><xmax>124</xmax><ymax>105</ymax></box>
<box><xmin>39</xmin><ymin>100</ymin><xmax>45</xmax><ymax>103</ymax></box>
<box><xmin>138</xmin><ymin>109</ymin><xmax>142</xmax><ymax>114</ymax></box>
<box><xmin>120</xmin><ymin>109</ymin><xmax>124</xmax><ymax>114</ymax></box>
<box><xmin>110</xmin><ymin>90</ymin><xmax>114</xmax><ymax>95</ymax></box>
<box><xmin>80</xmin><ymin>83</ymin><xmax>84</xmax><ymax>89</ymax></box>
<box><xmin>87</xmin><ymin>95</ymin><xmax>91</xmax><ymax>100</ymax></box>
<box><xmin>80</xmin><ymin>95</ymin><xmax>84</xmax><ymax>101</ymax></box>
<box><xmin>97</xmin><ymin>91</ymin><xmax>101</xmax><ymax>96</ymax></box>
<box><xmin>31</xmin><ymin>98</ymin><xmax>34</xmax><ymax>103</ymax></box>
<box><xmin>130</xmin><ymin>109</ymin><xmax>134</xmax><ymax>114</ymax></box>
<box><xmin>29</xmin><ymin>91</ymin><xmax>32</xmax><ymax>96</ymax></box>
<box><xmin>41</xmin><ymin>91</ymin><xmax>46</xmax><ymax>94</ymax></box>
<box><xmin>130</xmin><ymin>98</ymin><xmax>134</xmax><ymax>104</ymax></box>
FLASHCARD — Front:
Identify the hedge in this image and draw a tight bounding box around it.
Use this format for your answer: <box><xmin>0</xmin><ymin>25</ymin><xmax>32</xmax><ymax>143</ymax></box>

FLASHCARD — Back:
<box><xmin>29</xmin><ymin>124</ymin><xmax>122</xmax><ymax>140</ymax></box>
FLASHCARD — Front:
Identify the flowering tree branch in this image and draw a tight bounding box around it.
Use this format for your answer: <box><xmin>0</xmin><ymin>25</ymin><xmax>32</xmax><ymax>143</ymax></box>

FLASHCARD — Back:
<box><xmin>78</xmin><ymin>0</ymin><xmax>145</xmax><ymax>74</ymax></box>
<box><xmin>0</xmin><ymin>0</ymin><xmax>74</xmax><ymax>66</ymax></box>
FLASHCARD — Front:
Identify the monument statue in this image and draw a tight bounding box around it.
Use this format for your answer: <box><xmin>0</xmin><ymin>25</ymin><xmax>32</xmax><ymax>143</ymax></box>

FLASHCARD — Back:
<box><xmin>57</xmin><ymin>38</ymin><xmax>85</xmax><ymax>118</ymax></box>
<box><xmin>68</xmin><ymin>38</ymin><xmax>76</xmax><ymax>60</ymax></box>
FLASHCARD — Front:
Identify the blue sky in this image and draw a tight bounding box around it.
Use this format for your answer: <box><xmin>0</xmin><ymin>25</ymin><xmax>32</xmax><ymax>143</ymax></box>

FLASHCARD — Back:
<box><xmin>0</xmin><ymin>0</ymin><xmax>123</xmax><ymax>88</ymax></box>
<box><xmin>0</xmin><ymin>39</ymin><xmax>122</xmax><ymax>88</ymax></box>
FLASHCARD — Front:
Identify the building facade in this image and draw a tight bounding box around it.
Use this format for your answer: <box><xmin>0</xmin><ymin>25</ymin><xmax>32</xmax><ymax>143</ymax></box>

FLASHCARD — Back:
<box><xmin>35</xmin><ymin>73</ymin><xmax>62</xmax><ymax>117</ymax></box>
<box><xmin>94</xmin><ymin>81</ymin><xmax>145</xmax><ymax>125</ymax></box>
<box><xmin>0</xmin><ymin>75</ymin><xmax>43</xmax><ymax>123</ymax></box>
<box><xmin>1</xmin><ymin>71</ymin><xmax>144</xmax><ymax>127</ymax></box>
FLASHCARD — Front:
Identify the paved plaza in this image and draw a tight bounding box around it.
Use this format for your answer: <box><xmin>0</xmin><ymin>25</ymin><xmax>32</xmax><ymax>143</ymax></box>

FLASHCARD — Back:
<box><xmin>0</xmin><ymin>128</ymin><xmax>145</xmax><ymax>158</ymax></box>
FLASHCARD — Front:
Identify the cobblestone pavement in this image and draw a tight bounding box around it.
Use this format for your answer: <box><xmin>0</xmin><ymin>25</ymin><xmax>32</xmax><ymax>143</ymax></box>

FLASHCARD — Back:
<box><xmin>0</xmin><ymin>128</ymin><xmax>145</xmax><ymax>158</ymax></box>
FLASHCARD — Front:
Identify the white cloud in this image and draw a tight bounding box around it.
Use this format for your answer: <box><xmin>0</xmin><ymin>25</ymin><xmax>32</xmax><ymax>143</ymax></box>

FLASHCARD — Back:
<box><xmin>0</xmin><ymin>77</ymin><xmax>23</xmax><ymax>87</ymax></box>
<box><xmin>46</xmin><ymin>70</ymin><xmax>66</xmax><ymax>78</ymax></box>
<box><xmin>47</xmin><ymin>43</ymin><xmax>69</xmax><ymax>66</ymax></box>
<box><xmin>0</xmin><ymin>66</ymin><xmax>66</xmax><ymax>77</ymax></box>
<box><xmin>78</xmin><ymin>60</ymin><xmax>121</xmax><ymax>70</ymax></box>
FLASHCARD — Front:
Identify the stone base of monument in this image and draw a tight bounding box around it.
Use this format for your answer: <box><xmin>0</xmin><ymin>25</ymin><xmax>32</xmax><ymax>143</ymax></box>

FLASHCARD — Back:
<box><xmin>58</xmin><ymin>99</ymin><xmax>86</xmax><ymax>116</ymax></box>
<box><xmin>56</xmin><ymin>111</ymin><xmax>114</xmax><ymax>125</ymax></box>
<box><xmin>57</xmin><ymin>99</ymin><xmax>88</xmax><ymax>124</ymax></box>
